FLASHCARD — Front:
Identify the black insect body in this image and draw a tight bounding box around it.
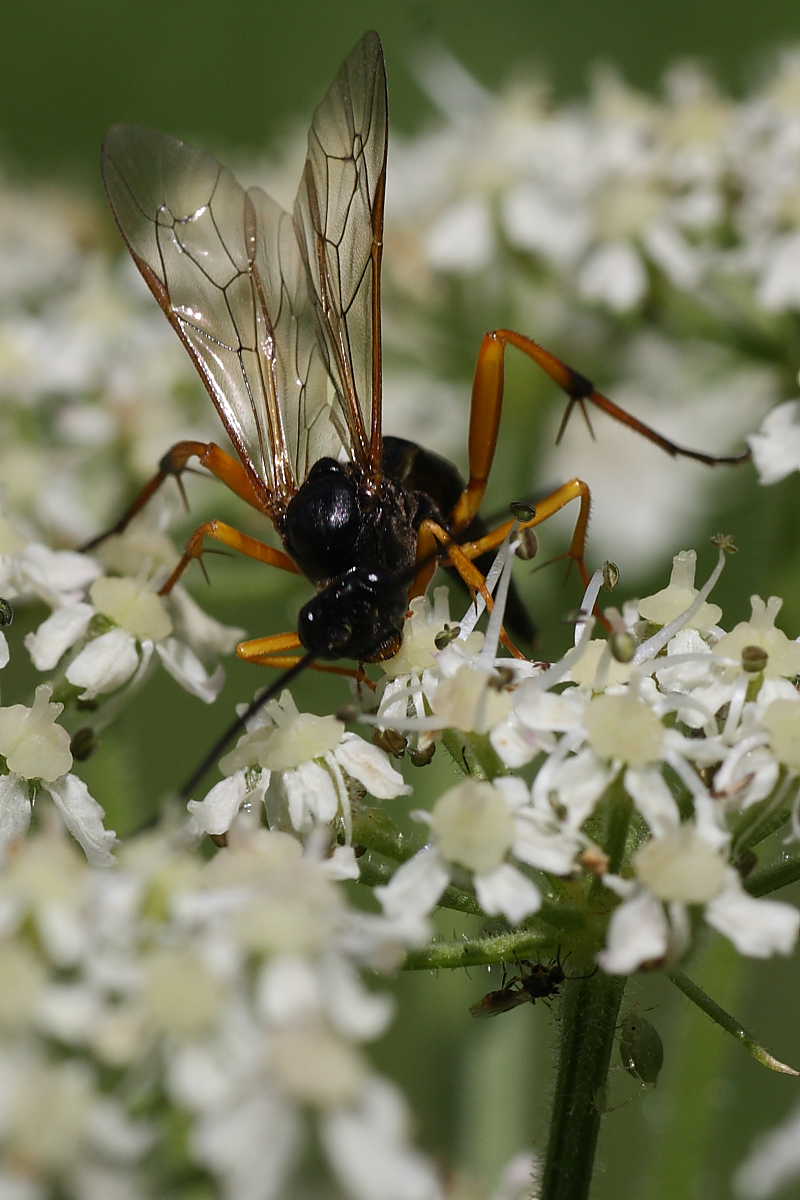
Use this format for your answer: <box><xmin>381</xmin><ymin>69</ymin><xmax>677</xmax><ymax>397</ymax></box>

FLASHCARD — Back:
<box><xmin>469</xmin><ymin>958</ymin><xmax>567</xmax><ymax>1018</ymax></box>
<box><xmin>281</xmin><ymin>455</ymin><xmax>425</xmax><ymax>661</ymax></box>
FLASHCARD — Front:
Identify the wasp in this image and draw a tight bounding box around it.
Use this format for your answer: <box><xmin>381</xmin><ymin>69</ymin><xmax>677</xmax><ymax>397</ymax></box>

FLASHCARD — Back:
<box><xmin>91</xmin><ymin>32</ymin><xmax>749</xmax><ymax>782</ymax></box>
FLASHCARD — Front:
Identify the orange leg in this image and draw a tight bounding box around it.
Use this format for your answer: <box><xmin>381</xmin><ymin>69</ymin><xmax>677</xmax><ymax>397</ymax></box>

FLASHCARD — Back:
<box><xmin>81</xmin><ymin>440</ymin><xmax>273</xmax><ymax>551</ymax></box>
<box><xmin>159</xmin><ymin>520</ymin><xmax>300</xmax><ymax>595</ymax></box>
<box><xmin>457</xmin><ymin>478</ymin><xmax>593</xmax><ymax>589</ymax></box>
<box><xmin>420</xmin><ymin>519</ymin><xmax>526</xmax><ymax>660</ymax></box>
<box><xmin>450</xmin><ymin>328</ymin><xmax>750</xmax><ymax>533</ymax></box>
<box><xmin>237</xmin><ymin>631</ymin><xmax>374</xmax><ymax>685</ymax></box>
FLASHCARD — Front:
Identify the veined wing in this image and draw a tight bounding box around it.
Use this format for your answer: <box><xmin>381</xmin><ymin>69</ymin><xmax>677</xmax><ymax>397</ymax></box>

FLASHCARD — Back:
<box><xmin>102</xmin><ymin>126</ymin><xmax>341</xmax><ymax>515</ymax></box>
<box><xmin>293</xmin><ymin>30</ymin><xmax>388</xmax><ymax>479</ymax></box>
<box><xmin>246</xmin><ymin>186</ymin><xmax>348</xmax><ymax>484</ymax></box>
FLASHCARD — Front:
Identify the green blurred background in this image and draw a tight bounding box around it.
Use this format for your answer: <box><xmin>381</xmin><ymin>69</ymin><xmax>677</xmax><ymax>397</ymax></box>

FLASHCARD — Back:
<box><xmin>7</xmin><ymin>0</ymin><xmax>800</xmax><ymax>176</ymax></box>
<box><xmin>5</xmin><ymin>1</ymin><xmax>800</xmax><ymax>1196</ymax></box>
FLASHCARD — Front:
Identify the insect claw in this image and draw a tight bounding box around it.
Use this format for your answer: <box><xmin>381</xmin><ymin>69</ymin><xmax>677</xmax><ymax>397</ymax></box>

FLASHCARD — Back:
<box><xmin>175</xmin><ymin>473</ymin><xmax>191</xmax><ymax>514</ymax></box>
<box><xmin>554</xmin><ymin>397</ymin><xmax>577</xmax><ymax>446</ymax></box>
<box><xmin>578</xmin><ymin>397</ymin><xmax>596</xmax><ymax>441</ymax></box>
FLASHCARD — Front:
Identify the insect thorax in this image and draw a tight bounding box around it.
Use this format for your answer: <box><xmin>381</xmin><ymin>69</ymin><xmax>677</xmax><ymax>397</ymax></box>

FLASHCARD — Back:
<box><xmin>280</xmin><ymin>457</ymin><xmax>425</xmax><ymax>662</ymax></box>
<box><xmin>280</xmin><ymin>457</ymin><xmax>421</xmax><ymax>586</ymax></box>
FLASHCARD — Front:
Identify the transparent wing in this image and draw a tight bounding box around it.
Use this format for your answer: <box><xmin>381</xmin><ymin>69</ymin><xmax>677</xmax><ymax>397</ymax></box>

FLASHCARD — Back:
<box><xmin>293</xmin><ymin>30</ymin><xmax>388</xmax><ymax>477</ymax></box>
<box><xmin>247</xmin><ymin>187</ymin><xmax>347</xmax><ymax>483</ymax></box>
<box><xmin>102</xmin><ymin>126</ymin><xmax>344</xmax><ymax>514</ymax></box>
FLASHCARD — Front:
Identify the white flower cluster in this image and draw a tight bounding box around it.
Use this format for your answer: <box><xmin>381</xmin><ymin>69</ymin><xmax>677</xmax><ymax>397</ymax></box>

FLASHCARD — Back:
<box><xmin>378</xmin><ymin>47</ymin><xmax>800</xmax><ymax>568</ymax></box>
<box><xmin>191</xmin><ymin>539</ymin><xmax>800</xmax><ymax>975</ymax></box>
<box><xmin>390</xmin><ymin>48</ymin><xmax>800</xmax><ymax>318</ymax></box>
<box><xmin>0</xmin><ymin>514</ymin><xmax>243</xmax><ymax>861</ymax></box>
<box><xmin>0</xmin><ymin>823</ymin><xmax>442</xmax><ymax>1200</ymax></box>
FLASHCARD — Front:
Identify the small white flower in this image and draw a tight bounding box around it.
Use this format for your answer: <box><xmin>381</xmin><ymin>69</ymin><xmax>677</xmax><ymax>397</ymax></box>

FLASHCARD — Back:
<box><xmin>0</xmin><ymin>542</ymin><xmax>102</xmax><ymax>608</ymax></box>
<box><xmin>0</xmin><ymin>687</ymin><xmax>115</xmax><ymax>863</ymax></box>
<box><xmin>25</xmin><ymin>566</ymin><xmax>236</xmax><ymax>703</ymax></box>
<box><xmin>379</xmin><ymin>777</ymin><xmax>579</xmax><ymax>926</ymax></box>
<box><xmin>599</xmin><ymin>822</ymin><xmax>799</xmax><ymax>973</ymax></box>
<box><xmin>0</xmin><ymin>685</ymin><xmax>72</xmax><ymax>782</ymax></box>
<box><xmin>713</xmin><ymin>595</ymin><xmax>800</xmax><ymax>679</ymax></box>
<box><xmin>189</xmin><ymin>692</ymin><xmax>409</xmax><ymax>840</ymax></box>
<box><xmin>638</xmin><ymin>549</ymin><xmax>722</xmax><ymax>630</ymax></box>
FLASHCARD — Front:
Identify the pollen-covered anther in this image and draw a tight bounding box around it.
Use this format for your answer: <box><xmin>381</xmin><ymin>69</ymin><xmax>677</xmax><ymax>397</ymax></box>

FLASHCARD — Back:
<box><xmin>610</xmin><ymin>631</ymin><xmax>637</xmax><ymax>663</ymax></box>
<box><xmin>633</xmin><ymin>826</ymin><xmax>728</xmax><ymax>903</ymax></box>
<box><xmin>580</xmin><ymin>846</ymin><xmax>610</xmax><ymax>877</ymax></box>
<box><xmin>741</xmin><ymin>644</ymin><xmax>768</xmax><ymax>673</ymax></box>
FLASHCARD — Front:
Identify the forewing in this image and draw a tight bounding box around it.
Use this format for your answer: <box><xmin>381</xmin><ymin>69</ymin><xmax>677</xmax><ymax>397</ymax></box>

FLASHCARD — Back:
<box><xmin>293</xmin><ymin>30</ymin><xmax>388</xmax><ymax>475</ymax></box>
<box><xmin>102</xmin><ymin>125</ymin><xmax>308</xmax><ymax>512</ymax></box>
<box><xmin>247</xmin><ymin>187</ymin><xmax>349</xmax><ymax>482</ymax></box>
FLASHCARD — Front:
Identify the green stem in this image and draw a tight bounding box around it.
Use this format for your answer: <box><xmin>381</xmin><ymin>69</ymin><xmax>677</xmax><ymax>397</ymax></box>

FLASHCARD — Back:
<box><xmin>746</xmin><ymin>856</ymin><xmax>800</xmax><ymax>897</ymax></box>
<box><xmin>541</xmin><ymin>970</ymin><xmax>627</xmax><ymax>1200</ymax></box>
<box><xmin>403</xmin><ymin>927</ymin><xmax>553</xmax><ymax>971</ymax></box>
<box><xmin>605</xmin><ymin>774</ymin><xmax>633</xmax><ymax>874</ymax></box>
<box><xmin>668</xmin><ymin>970</ymin><xmax>800</xmax><ymax>1075</ymax></box>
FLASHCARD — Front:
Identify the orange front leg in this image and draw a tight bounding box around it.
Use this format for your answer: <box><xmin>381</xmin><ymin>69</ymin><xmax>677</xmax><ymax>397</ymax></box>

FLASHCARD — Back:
<box><xmin>237</xmin><ymin>631</ymin><xmax>373</xmax><ymax>684</ymax></box>
<box><xmin>82</xmin><ymin>440</ymin><xmax>273</xmax><ymax>551</ymax></box>
<box><xmin>159</xmin><ymin>520</ymin><xmax>300</xmax><ymax>595</ymax></box>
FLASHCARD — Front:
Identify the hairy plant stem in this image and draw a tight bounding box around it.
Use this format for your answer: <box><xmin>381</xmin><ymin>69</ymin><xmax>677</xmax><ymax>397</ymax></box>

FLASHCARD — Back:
<box><xmin>538</xmin><ymin>768</ymin><xmax>632</xmax><ymax>1198</ymax></box>
<box><xmin>541</xmin><ymin>969</ymin><xmax>627</xmax><ymax>1200</ymax></box>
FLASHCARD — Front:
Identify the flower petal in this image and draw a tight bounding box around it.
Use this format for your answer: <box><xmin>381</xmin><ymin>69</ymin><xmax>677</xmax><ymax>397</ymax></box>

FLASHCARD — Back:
<box><xmin>44</xmin><ymin>774</ymin><xmax>116</xmax><ymax>866</ymax></box>
<box><xmin>187</xmin><ymin>772</ymin><xmax>258</xmax><ymax>837</ymax></box>
<box><xmin>375</xmin><ymin>848</ymin><xmax>449</xmax><ymax>921</ymax></box>
<box><xmin>475</xmin><ymin>862</ymin><xmax>542</xmax><ymax>924</ymax></box>
<box><xmin>597</xmin><ymin>888</ymin><xmax>669</xmax><ymax>974</ymax></box>
<box><xmin>335</xmin><ymin>733</ymin><xmax>410</xmax><ymax>799</ymax></box>
<box><xmin>156</xmin><ymin>638</ymin><xmax>225</xmax><ymax>703</ymax></box>
<box><xmin>705</xmin><ymin>871</ymin><xmax>800</xmax><ymax>957</ymax></box>
<box><xmin>65</xmin><ymin>628</ymin><xmax>139</xmax><ymax>699</ymax></box>
<box><xmin>24</xmin><ymin>602</ymin><xmax>93</xmax><ymax>671</ymax></box>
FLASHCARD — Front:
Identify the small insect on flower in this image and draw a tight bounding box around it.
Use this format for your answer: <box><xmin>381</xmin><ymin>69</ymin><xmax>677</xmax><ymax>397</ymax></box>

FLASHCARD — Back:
<box><xmin>88</xmin><ymin>31</ymin><xmax>751</xmax><ymax>790</ymax></box>
<box><xmin>469</xmin><ymin>953</ymin><xmax>594</xmax><ymax>1018</ymax></box>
